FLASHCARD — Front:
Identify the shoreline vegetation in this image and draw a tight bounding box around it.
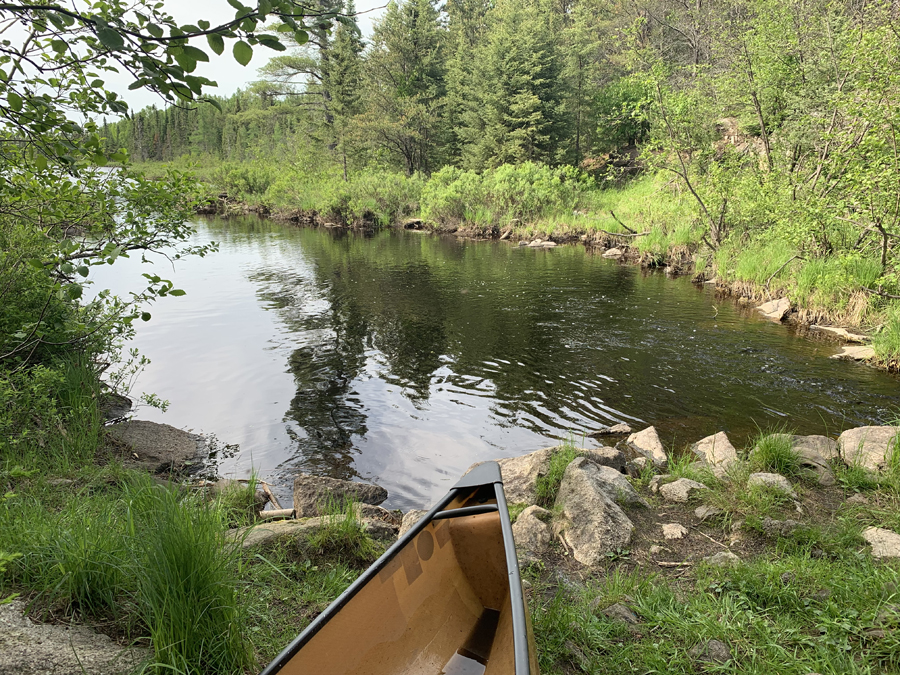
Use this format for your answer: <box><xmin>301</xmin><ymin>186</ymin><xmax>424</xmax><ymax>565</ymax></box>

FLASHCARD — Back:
<box><xmin>135</xmin><ymin>158</ymin><xmax>900</xmax><ymax>372</ymax></box>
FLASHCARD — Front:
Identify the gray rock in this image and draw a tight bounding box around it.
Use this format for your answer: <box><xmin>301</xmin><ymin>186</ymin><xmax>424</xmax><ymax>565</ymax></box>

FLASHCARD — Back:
<box><xmin>0</xmin><ymin>600</ymin><xmax>149</xmax><ymax>675</ymax></box>
<box><xmin>704</xmin><ymin>551</ymin><xmax>741</xmax><ymax>567</ymax></box>
<box><xmin>790</xmin><ymin>443</ymin><xmax>836</xmax><ymax>486</ymax></box>
<box><xmin>554</xmin><ymin>458</ymin><xmax>634</xmax><ymax>566</ymax></box>
<box><xmin>580</xmin><ymin>446</ymin><xmax>627</xmax><ymax>473</ymax></box>
<box><xmin>747</xmin><ymin>472</ymin><xmax>798</xmax><ymax>499</ymax></box>
<box><xmin>790</xmin><ymin>435</ymin><xmax>840</xmax><ymax>462</ymax></box>
<box><xmin>761</xmin><ymin>517</ymin><xmax>803</xmax><ymax>537</ymax></box>
<box><xmin>648</xmin><ymin>474</ymin><xmax>670</xmax><ymax>494</ymax></box>
<box><xmin>398</xmin><ymin>509</ymin><xmax>429</xmax><ymax>537</ymax></box>
<box><xmin>602</xmin><ymin>247</ymin><xmax>624</xmax><ymax>258</ymax></box>
<box><xmin>695</xmin><ymin>505</ymin><xmax>724</xmax><ymax>520</ymax></box>
<box><xmin>589</xmin><ymin>423</ymin><xmax>633</xmax><ymax>436</ymax></box>
<box><xmin>353</xmin><ymin>503</ymin><xmax>401</xmax><ymax>526</ymax></box>
<box><xmin>363</xmin><ymin>520</ymin><xmax>398</xmax><ymax>542</ymax></box>
<box><xmin>628</xmin><ymin>457</ymin><xmax>649</xmax><ymax>475</ymax></box>
<box><xmin>831</xmin><ymin>345</ymin><xmax>876</xmax><ymax>361</ymax></box>
<box><xmin>662</xmin><ymin>523</ymin><xmax>688</xmax><ymax>540</ymax></box>
<box><xmin>624</xmin><ymin>426</ymin><xmax>668</xmax><ymax>468</ymax></box>
<box><xmin>863</xmin><ymin>526</ymin><xmax>900</xmax><ymax>558</ymax></box>
<box><xmin>689</xmin><ymin>639</ymin><xmax>732</xmax><ymax>663</ymax></box>
<box><xmin>756</xmin><ymin>297</ymin><xmax>790</xmax><ymax>321</ymax></box>
<box><xmin>228</xmin><ymin>517</ymin><xmax>329</xmax><ymax>548</ymax></box>
<box><xmin>846</xmin><ymin>493</ymin><xmax>869</xmax><ymax>505</ymax></box>
<box><xmin>838</xmin><ymin>426</ymin><xmax>900</xmax><ymax>473</ymax></box>
<box><xmin>490</xmin><ymin>447</ymin><xmax>555</xmax><ymax>504</ymax></box>
<box><xmin>599</xmin><ymin>603</ymin><xmax>640</xmax><ymax>624</ymax></box>
<box><xmin>293</xmin><ymin>474</ymin><xmax>388</xmax><ymax>518</ymax></box>
<box><xmin>512</xmin><ymin>505</ymin><xmax>552</xmax><ymax>557</ymax></box>
<box><xmin>810</xmin><ymin>325</ymin><xmax>869</xmax><ymax>343</ymax></box>
<box><xmin>107</xmin><ymin>420</ymin><xmax>206</xmax><ymax>474</ymax></box>
<box><xmin>692</xmin><ymin>432</ymin><xmax>738</xmax><ymax>477</ymax></box>
<box><xmin>582</xmin><ymin>459</ymin><xmax>649</xmax><ymax>507</ymax></box>
<box><xmin>659</xmin><ymin>478</ymin><xmax>708</xmax><ymax>503</ymax></box>
<box><xmin>649</xmin><ymin>544</ymin><xmax>668</xmax><ymax>555</ymax></box>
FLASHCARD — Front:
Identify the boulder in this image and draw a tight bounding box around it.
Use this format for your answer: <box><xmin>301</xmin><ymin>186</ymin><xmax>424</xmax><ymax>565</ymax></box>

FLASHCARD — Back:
<box><xmin>648</xmin><ymin>474</ymin><xmax>670</xmax><ymax>494</ymax></box>
<box><xmin>659</xmin><ymin>478</ymin><xmax>708</xmax><ymax>503</ymax></box>
<box><xmin>747</xmin><ymin>472</ymin><xmax>798</xmax><ymax>499</ymax></box>
<box><xmin>756</xmin><ymin>297</ymin><xmax>790</xmax><ymax>321</ymax></box>
<box><xmin>107</xmin><ymin>420</ymin><xmax>206</xmax><ymax>474</ymax></box>
<box><xmin>794</xmin><ymin>446</ymin><xmax>836</xmax><ymax>486</ymax></box>
<box><xmin>695</xmin><ymin>505</ymin><xmax>724</xmax><ymax>521</ymax></box>
<box><xmin>580</xmin><ymin>447</ymin><xmax>627</xmax><ymax>473</ymax></box>
<box><xmin>230</xmin><ymin>517</ymin><xmax>329</xmax><ymax>548</ymax></box>
<box><xmin>292</xmin><ymin>474</ymin><xmax>388</xmax><ymax>518</ymax></box>
<box><xmin>512</xmin><ymin>506</ymin><xmax>552</xmax><ymax>558</ymax></box>
<box><xmin>490</xmin><ymin>447</ymin><xmax>555</xmax><ymax>504</ymax></box>
<box><xmin>791</xmin><ymin>435</ymin><xmax>840</xmax><ymax>462</ymax></box>
<box><xmin>398</xmin><ymin>509</ymin><xmax>429</xmax><ymax>537</ymax></box>
<box><xmin>863</xmin><ymin>527</ymin><xmax>900</xmax><ymax>558</ymax></box>
<box><xmin>589</xmin><ymin>423</ymin><xmax>633</xmax><ymax>436</ymax></box>
<box><xmin>353</xmin><ymin>503</ymin><xmax>401</xmax><ymax>526</ymax></box>
<box><xmin>554</xmin><ymin>458</ymin><xmax>634</xmax><ymax>566</ymax></box>
<box><xmin>602</xmin><ymin>247</ymin><xmax>624</xmax><ymax>258</ymax></box>
<box><xmin>691</xmin><ymin>432</ymin><xmax>738</xmax><ymax>477</ymax></box>
<box><xmin>838</xmin><ymin>426</ymin><xmax>900</xmax><ymax>473</ymax></box>
<box><xmin>576</xmin><ymin>459</ymin><xmax>648</xmax><ymax>508</ymax></box>
<box><xmin>810</xmin><ymin>325</ymin><xmax>868</xmax><ymax>343</ymax></box>
<box><xmin>662</xmin><ymin>523</ymin><xmax>688</xmax><ymax>540</ymax></box>
<box><xmin>624</xmin><ymin>426</ymin><xmax>668</xmax><ymax>469</ymax></box>
<box><xmin>830</xmin><ymin>345</ymin><xmax>876</xmax><ymax>361</ymax></box>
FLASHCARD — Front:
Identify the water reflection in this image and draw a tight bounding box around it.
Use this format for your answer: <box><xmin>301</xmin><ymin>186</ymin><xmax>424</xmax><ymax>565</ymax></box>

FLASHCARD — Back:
<box><xmin>93</xmin><ymin>216</ymin><xmax>900</xmax><ymax>510</ymax></box>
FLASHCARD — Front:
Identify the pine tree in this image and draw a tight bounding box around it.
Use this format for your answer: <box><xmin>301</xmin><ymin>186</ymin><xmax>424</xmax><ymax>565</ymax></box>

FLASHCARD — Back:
<box><xmin>327</xmin><ymin>1</ymin><xmax>365</xmax><ymax>179</ymax></box>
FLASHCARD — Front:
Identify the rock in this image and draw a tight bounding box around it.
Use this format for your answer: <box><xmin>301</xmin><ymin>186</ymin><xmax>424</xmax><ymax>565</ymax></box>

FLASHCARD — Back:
<box><xmin>863</xmin><ymin>526</ymin><xmax>900</xmax><ymax>558</ymax></box>
<box><xmin>780</xmin><ymin>572</ymin><xmax>796</xmax><ymax>584</ymax></box>
<box><xmin>599</xmin><ymin>603</ymin><xmax>640</xmax><ymax>624</ymax></box>
<box><xmin>659</xmin><ymin>478</ymin><xmax>708</xmax><ymax>503</ymax></box>
<box><xmin>542</xmin><ymin>241</ymin><xmax>557</xmax><ymax>248</ymax></box>
<box><xmin>695</xmin><ymin>505</ymin><xmax>724</xmax><ymax>520</ymax></box>
<box><xmin>46</xmin><ymin>478</ymin><xmax>74</xmax><ymax>487</ymax></box>
<box><xmin>838</xmin><ymin>426</ymin><xmax>900</xmax><ymax>472</ymax></box>
<box><xmin>589</xmin><ymin>423</ymin><xmax>633</xmax><ymax>436</ymax></box>
<box><xmin>512</xmin><ymin>506</ymin><xmax>552</xmax><ymax>557</ymax></box>
<box><xmin>527</xmin><ymin>239</ymin><xmax>543</xmax><ymax>247</ymax></box>
<box><xmin>602</xmin><ymin>247</ymin><xmax>624</xmax><ymax>258</ymax></box>
<box><xmin>691</xmin><ymin>432</ymin><xmax>738</xmax><ymax>477</ymax></box>
<box><xmin>649</xmin><ymin>544</ymin><xmax>668</xmax><ymax>555</ymax></box>
<box><xmin>846</xmin><ymin>493</ymin><xmax>869</xmax><ymax>505</ymax></box>
<box><xmin>648</xmin><ymin>474</ymin><xmax>670</xmax><ymax>493</ymax></box>
<box><xmin>554</xmin><ymin>458</ymin><xmax>634</xmax><ymax>566</ymax></box>
<box><xmin>353</xmin><ymin>503</ymin><xmax>400</xmax><ymax>525</ymax></box>
<box><xmin>629</xmin><ymin>457</ymin><xmax>649</xmax><ymax>474</ymax></box>
<box><xmin>811</xmin><ymin>588</ymin><xmax>832</xmax><ymax>602</ymax></box>
<box><xmin>363</xmin><ymin>520</ymin><xmax>398</xmax><ymax>542</ymax></box>
<box><xmin>761</xmin><ymin>517</ymin><xmax>803</xmax><ymax>537</ymax></box>
<box><xmin>0</xmin><ymin>600</ymin><xmax>149</xmax><ymax>675</ymax></box>
<box><xmin>402</xmin><ymin>217</ymin><xmax>423</xmax><ymax>229</ymax></box>
<box><xmin>791</xmin><ymin>435</ymin><xmax>840</xmax><ymax>461</ymax></box>
<box><xmin>229</xmin><ymin>517</ymin><xmax>329</xmax><ymax>548</ymax></box>
<box><xmin>624</xmin><ymin>426</ymin><xmax>668</xmax><ymax>468</ymax></box>
<box><xmin>398</xmin><ymin>509</ymin><xmax>429</xmax><ymax>537</ymax></box>
<box><xmin>100</xmin><ymin>392</ymin><xmax>132</xmax><ymax>421</ymax></box>
<box><xmin>689</xmin><ymin>639</ymin><xmax>732</xmax><ymax>664</ymax></box>
<box><xmin>577</xmin><ymin>459</ymin><xmax>648</xmax><ymax>507</ymax></box>
<box><xmin>704</xmin><ymin>551</ymin><xmax>741</xmax><ymax>567</ymax></box>
<box><xmin>580</xmin><ymin>446</ymin><xmax>627</xmax><ymax>473</ymax></box>
<box><xmin>756</xmin><ymin>297</ymin><xmax>791</xmax><ymax>321</ymax></box>
<box><xmin>747</xmin><ymin>472</ymin><xmax>798</xmax><ymax>499</ymax></box>
<box><xmin>793</xmin><ymin>446</ymin><xmax>836</xmax><ymax>486</ymax></box>
<box><xmin>810</xmin><ymin>325</ymin><xmax>869</xmax><ymax>343</ymax></box>
<box><xmin>831</xmin><ymin>345</ymin><xmax>876</xmax><ymax>361</ymax></box>
<box><xmin>489</xmin><ymin>447</ymin><xmax>555</xmax><ymax>504</ymax></box>
<box><xmin>292</xmin><ymin>474</ymin><xmax>388</xmax><ymax>518</ymax></box>
<box><xmin>107</xmin><ymin>420</ymin><xmax>206</xmax><ymax>474</ymax></box>
<box><xmin>876</xmin><ymin>604</ymin><xmax>900</xmax><ymax>625</ymax></box>
<box><xmin>662</xmin><ymin>523</ymin><xmax>688</xmax><ymax>540</ymax></box>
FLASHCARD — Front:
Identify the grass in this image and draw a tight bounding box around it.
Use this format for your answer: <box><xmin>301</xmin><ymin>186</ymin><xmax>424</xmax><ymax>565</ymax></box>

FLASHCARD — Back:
<box><xmin>302</xmin><ymin>496</ymin><xmax>381</xmax><ymax>568</ymax></box>
<box><xmin>750</xmin><ymin>431</ymin><xmax>802</xmax><ymax>477</ymax></box>
<box><xmin>535</xmin><ymin>440</ymin><xmax>581</xmax><ymax>508</ymax></box>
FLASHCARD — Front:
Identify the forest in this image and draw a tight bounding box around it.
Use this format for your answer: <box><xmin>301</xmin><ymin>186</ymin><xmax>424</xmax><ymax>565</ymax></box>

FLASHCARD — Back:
<box><xmin>105</xmin><ymin>0</ymin><xmax>900</xmax><ymax>364</ymax></box>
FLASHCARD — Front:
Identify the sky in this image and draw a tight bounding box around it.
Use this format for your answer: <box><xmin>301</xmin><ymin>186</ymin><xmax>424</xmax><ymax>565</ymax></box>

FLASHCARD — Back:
<box><xmin>105</xmin><ymin>0</ymin><xmax>387</xmax><ymax>111</ymax></box>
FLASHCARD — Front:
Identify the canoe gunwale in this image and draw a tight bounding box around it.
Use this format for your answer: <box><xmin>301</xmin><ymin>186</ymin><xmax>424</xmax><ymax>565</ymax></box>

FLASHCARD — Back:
<box><xmin>258</xmin><ymin>461</ymin><xmax>535</xmax><ymax>675</ymax></box>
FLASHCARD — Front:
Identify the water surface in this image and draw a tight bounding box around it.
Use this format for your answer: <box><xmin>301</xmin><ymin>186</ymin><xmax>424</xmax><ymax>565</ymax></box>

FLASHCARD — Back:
<box><xmin>91</xmin><ymin>216</ymin><xmax>900</xmax><ymax>509</ymax></box>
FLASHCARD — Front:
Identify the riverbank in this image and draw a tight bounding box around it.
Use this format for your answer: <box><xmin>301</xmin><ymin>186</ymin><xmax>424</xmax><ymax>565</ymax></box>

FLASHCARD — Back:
<box><xmin>4</xmin><ymin>422</ymin><xmax>899</xmax><ymax>674</ymax></box>
<box><xmin>149</xmin><ymin>160</ymin><xmax>900</xmax><ymax>372</ymax></box>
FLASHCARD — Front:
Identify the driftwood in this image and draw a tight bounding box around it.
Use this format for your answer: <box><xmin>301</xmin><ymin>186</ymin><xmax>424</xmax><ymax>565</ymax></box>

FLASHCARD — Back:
<box><xmin>258</xmin><ymin>508</ymin><xmax>296</xmax><ymax>521</ymax></box>
<box><xmin>597</xmin><ymin>229</ymin><xmax>650</xmax><ymax>238</ymax></box>
<box><xmin>609</xmin><ymin>210</ymin><xmax>637</xmax><ymax>234</ymax></box>
<box><xmin>863</xmin><ymin>286</ymin><xmax>900</xmax><ymax>300</ymax></box>
<box><xmin>259</xmin><ymin>481</ymin><xmax>283</xmax><ymax>510</ymax></box>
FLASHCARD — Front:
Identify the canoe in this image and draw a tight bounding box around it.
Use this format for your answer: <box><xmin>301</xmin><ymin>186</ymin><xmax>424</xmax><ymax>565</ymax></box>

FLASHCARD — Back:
<box><xmin>260</xmin><ymin>461</ymin><xmax>539</xmax><ymax>675</ymax></box>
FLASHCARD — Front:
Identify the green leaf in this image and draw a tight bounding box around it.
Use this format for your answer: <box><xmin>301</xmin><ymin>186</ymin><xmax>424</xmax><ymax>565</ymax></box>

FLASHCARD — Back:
<box><xmin>147</xmin><ymin>23</ymin><xmax>164</xmax><ymax>38</ymax></box>
<box><xmin>34</xmin><ymin>154</ymin><xmax>47</xmax><ymax>171</ymax></box>
<box><xmin>77</xmin><ymin>266</ymin><xmax>90</xmax><ymax>277</ymax></box>
<box><xmin>97</xmin><ymin>28</ymin><xmax>125</xmax><ymax>51</ymax></box>
<box><xmin>293</xmin><ymin>30</ymin><xmax>309</xmax><ymax>45</ymax></box>
<box><xmin>181</xmin><ymin>45</ymin><xmax>210</xmax><ymax>63</ymax></box>
<box><xmin>169</xmin><ymin>289</ymin><xmax>186</xmax><ymax>296</ymax></box>
<box><xmin>141</xmin><ymin>312</ymin><xmax>152</xmax><ymax>322</ymax></box>
<box><xmin>50</xmin><ymin>39</ymin><xmax>67</xmax><ymax>53</ymax></box>
<box><xmin>198</xmin><ymin>19</ymin><xmax>211</xmax><ymax>30</ymax></box>
<box><xmin>233</xmin><ymin>40</ymin><xmax>253</xmax><ymax>66</ymax></box>
<box><xmin>7</xmin><ymin>91</ymin><xmax>22</xmax><ymax>112</ymax></box>
<box><xmin>207</xmin><ymin>33</ymin><xmax>225</xmax><ymax>56</ymax></box>
<box><xmin>227</xmin><ymin>0</ymin><xmax>249</xmax><ymax>11</ymax></box>
<box><xmin>27</xmin><ymin>259</ymin><xmax>44</xmax><ymax>271</ymax></box>
<box><xmin>258</xmin><ymin>36</ymin><xmax>286</xmax><ymax>51</ymax></box>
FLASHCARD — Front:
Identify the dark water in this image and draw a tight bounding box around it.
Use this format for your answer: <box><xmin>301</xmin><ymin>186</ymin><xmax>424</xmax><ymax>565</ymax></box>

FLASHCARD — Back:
<box><xmin>91</xmin><ymin>216</ymin><xmax>900</xmax><ymax>510</ymax></box>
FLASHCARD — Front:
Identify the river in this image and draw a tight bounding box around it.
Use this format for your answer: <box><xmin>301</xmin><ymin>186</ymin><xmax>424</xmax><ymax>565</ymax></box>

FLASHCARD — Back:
<box><xmin>90</xmin><ymin>216</ymin><xmax>900</xmax><ymax>510</ymax></box>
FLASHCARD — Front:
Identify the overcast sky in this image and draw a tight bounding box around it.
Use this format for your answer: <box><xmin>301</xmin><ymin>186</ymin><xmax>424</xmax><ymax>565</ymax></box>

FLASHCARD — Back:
<box><xmin>105</xmin><ymin>0</ymin><xmax>387</xmax><ymax>111</ymax></box>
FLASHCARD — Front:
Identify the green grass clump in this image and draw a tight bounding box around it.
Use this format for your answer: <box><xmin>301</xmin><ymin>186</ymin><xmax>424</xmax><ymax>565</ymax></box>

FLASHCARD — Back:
<box><xmin>304</xmin><ymin>497</ymin><xmax>381</xmax><ymax>568</ymax></box>
<box><xmin>750</xmin><ymin>432</ymin><xmax>802</xmax><ymax>477</ymax></box>
<box><xmin>213</xmin><ymin>476</ymin><xmax>262</xmax><ymax>529</ymax></box>
<box><xmin>873</xmin><ymin>305</ymin><xmax>900</xmax><ymax>365</ymax></box>
<box><xmin>535</xmin><ymin>441</ymin><xmax>580</xmax><ymax>508</ymax></box>
<box><xmin>508</xmin><ymin>501</ymin><xmax>529</xmax><ymax>523</ymax></box>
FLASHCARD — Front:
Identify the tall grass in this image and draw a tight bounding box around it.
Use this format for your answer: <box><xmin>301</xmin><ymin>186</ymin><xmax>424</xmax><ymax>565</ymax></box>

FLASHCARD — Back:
<box><xmin>535</xmin><ymin>440</ymin><xmax>581</xmax><ymax>507</ymax></box>
<box><xmin>303</xmin><ymin>496</ymin><xmax>380</xmax><ymax>568</ymax></box>
<box><xmin>750</xmin><ymin>431</ymin><xmax>801</xmax><ymax>477</ymax></box>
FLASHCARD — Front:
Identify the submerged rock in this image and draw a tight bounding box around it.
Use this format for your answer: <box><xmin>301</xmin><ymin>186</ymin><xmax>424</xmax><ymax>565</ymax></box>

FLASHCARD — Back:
<box><xmin>756</xmin><ymin>297</ymin><xmax>790</xmax><ymax>321</ymax></box>
<box><xmin>554</xmin><ymin>458</ymin><xmax>634</xmax><ymax>566</ymax></box>
<box><xmin>838</xmin><ymin>426</ymin><xmax>900</xmax><ymax>473</ymax></box>
<box><xmin>292</xmin><ymin>474</ymin><xmax>388</xmax><ymax>518</ymax></box>
<box><xmin>589</xmin><ymin>423</ymin><xmax>633</xmax><ymax>436</ymax></box>
<box><xmin>830</xmin><ymin>345</ymin><xmax>876</xmax><ymax>361</ymax></box>
<box><xmin>624</xmin><ymin>426</ymin><xmax>668</xmax><ymax>468</ymax></box>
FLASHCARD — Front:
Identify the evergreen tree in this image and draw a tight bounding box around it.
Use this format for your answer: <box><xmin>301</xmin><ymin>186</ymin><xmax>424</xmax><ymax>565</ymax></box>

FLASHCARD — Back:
<box><xmin>327</xmin><ymin>1</ymin><xmax>366</xmax><ymax>179</ymax></box>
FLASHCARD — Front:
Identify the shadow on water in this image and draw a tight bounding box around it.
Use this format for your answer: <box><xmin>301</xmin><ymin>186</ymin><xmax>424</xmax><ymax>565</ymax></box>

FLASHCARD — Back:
<box><xmin>96</xmin><ymin>216</ymin><xmax>900</xmax><ymax>510</ymax></box>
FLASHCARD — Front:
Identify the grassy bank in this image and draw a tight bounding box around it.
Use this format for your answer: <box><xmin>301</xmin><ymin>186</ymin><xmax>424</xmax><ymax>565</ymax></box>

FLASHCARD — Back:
<box><xmin>135</xmin><ymin>159</ymin><xmax>900</xmax><ymax>369</ymax></box>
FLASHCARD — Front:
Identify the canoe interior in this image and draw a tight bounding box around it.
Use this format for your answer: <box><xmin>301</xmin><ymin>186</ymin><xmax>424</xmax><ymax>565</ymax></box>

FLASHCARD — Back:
<box><xmin>277</xmin><ymin>485</ymin><xmax>527</xmax><ymax>675</ymax></box>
